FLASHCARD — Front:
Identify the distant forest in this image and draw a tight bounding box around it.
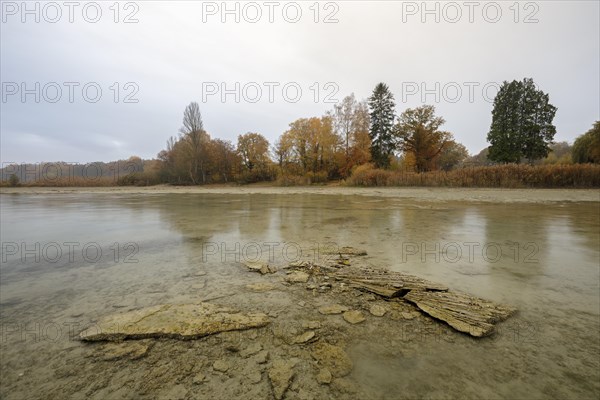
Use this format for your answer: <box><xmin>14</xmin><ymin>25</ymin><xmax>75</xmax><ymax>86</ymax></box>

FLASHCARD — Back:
<box><xmin>2</xmin><ymin>79</ymin><xmax>599</xmax><ymax>188</ymax></box>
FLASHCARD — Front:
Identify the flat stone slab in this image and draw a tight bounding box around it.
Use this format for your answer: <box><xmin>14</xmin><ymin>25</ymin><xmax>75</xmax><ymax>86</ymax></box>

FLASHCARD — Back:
<box><xmin>335</xmin><ymin>266</ymin><xmax>448</xmax><ymax>297</ymax></box>
<box><xmin>94</xmin><ymin>341</ymin><xmax>153</xmax><ymax>361</ymax></box>
<box><xmin>404</xmin><ymin>291</ymin><xmax>517</xmax><ymax>337</ymax></box>
<box><xmin>244</xmin><ymin>261</ymin><xmax>276</xmax><ymax>275</ymax></box>
<box><xmin>311</xmin><ymin>343</ymin><xmax>353</xmax><ymax>377</ymax></box>
<box><xmin>293</xmin><ymin>330</ymin><xmax>316</xmax><ymax>344</ymax></box>
<box><xmin>316</xmin><ymin>368</ymin><xmax>332</xmax><ymax>384</ymax></box>
<box><xmin>269</xmin><ymin>359</ymin><xmax>296</xmax><ymax>400</ymax></box>
<box><xmin>369</xmin><ymin>304</ymin><xmax>387</xmax><ymax>317</ymax></box>
<box><xmin>285</xmin><ymin>271</ymin><xmax>310</xmax><ymax>283</ymax></box>
<box><xmin>317</xmin><ymin>304</ymin><xmax>349</xmax><ymax>315</ymax></box>
<box><xmin>79</xmin><ymin>303</ymin><xmax>270</xmax><ymax>341</ymax></box>
<box><xmin>343</xmin><ymin>310</ymin><xmax>366</xmax><ymax>324</ymax></box>
<box><xmin>213</xmin><ymin>360</ymin><xmax>230</xmax><ymax>372</ymax></box>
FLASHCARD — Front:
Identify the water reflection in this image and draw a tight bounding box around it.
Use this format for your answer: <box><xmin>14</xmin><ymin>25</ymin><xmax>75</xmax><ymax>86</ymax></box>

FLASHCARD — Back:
<box><xmin>2</xmin><ymin>194</ymin><xmax>598</xmax><ymax>307</ymax></box>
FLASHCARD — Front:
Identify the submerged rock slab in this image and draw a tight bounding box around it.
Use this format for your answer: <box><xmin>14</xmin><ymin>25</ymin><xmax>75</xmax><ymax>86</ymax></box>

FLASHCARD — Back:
<box><xmin>269</xmin><ymin>359</ymin><xmax>296</xmax><ymax>400</ymax></box>
<box><xmin>403</xmin><ymin>291</ymin><xmax>517</xmax><ymax>337</ymax></box>
<box><xmin>293</xmin><ymin>330</ymin><xmax>316</xmax><ymax>344</ymax></box>
<box><xmin>285</xmin><ymin>271</ymin><xmax>310</xmax><ymax>283</ymax></box>
<box><xmin>311</xmin><ymin>343</ymin><xmax>353</xmax><ymax>377</ymax></box>
<box><xmin>343</xmin><ymin>310</ymin><xmax>366</xmax><ymax>324</ymax></box>
<box><xmin>318</xmin><ymin>304</ymin><xmax>349</xmax><ymax>315</ymax></box>
<box><xmin>245</xmin><ymin>282</ymin><xmax>277</xmax><ymax>292</ymax></box>
<box><xmin>315</xmin><ymin>263</ymin><xmax>514</xmax><ymax>337</ymax></box>
<box><xmin>244</xmin><ymin>261</ymin><xmax>276</xmax><ymax>275</ymax></box>
<box><xmin>79</xmin><ymin>303</ymin><xmax>270</xmax><ymax>341</ymax></box>
<box><xmin>369</xmin><ymin>304</ymin><xmax>387</xmax><ymax>317</ymax></box>
<box><xmin>95</xmin><ymin>341</ymin><xmax>153</xmax><ymax>361</ymax></box>
<box><xmin>321</xmin><ymin>246</ymin><xmax>367</xmax><ymax>256</ymax></box>
<box><xmin>335</xmin><ymin>266</ymin><xmax>448</xmax><ymax>296</ymax></box>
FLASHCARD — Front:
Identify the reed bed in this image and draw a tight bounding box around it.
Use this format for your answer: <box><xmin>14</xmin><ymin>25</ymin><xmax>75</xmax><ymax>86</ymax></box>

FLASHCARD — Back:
<box><xmin>346</xmin><ymin>163</ymin><xmax>600</xmax><ymax>188</ymax></box>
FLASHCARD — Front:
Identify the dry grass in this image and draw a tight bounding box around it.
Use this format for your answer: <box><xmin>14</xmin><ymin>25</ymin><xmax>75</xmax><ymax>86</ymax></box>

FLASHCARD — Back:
<box><xmin>273</xmin><ymin>171</ymin><xmax>330</xmax><ymax>186</ymax></box>
<box><xmin>4</xmin><ymin>163</ymin><xmax>598</xmax><ymax>188</ymax></box>
<box><xmin>274</xmin><ymin>174</ymin><xmax>311</xmax><ymax>186</ymax></box>
<box><xmin>0</xmin><ymin>172</ymin><xmax>162</xmax><ymax>187</ymax></box>
<box><xmin>346</xmin><ymin>163</ymin><xmax>600</xmax><ymax>188</ymax></box>
<box><xmin>0</xmin><ymin>176</ymin><xmax>116</xmax><ymax>187</ymax></box>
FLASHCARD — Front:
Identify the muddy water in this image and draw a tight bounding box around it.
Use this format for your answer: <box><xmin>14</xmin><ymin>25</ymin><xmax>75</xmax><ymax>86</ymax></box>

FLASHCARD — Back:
<box><xmin>0</xmin><ymin>193</ymin><xmax>598</xmax><ymax>399</ymax></box>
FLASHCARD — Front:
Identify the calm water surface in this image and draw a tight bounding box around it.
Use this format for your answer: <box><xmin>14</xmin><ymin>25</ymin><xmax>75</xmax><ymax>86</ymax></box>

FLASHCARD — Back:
<box><xmin>0</xmin><ymin>193</ymin><xmax>598</xmax><ymax>399</ymax></box>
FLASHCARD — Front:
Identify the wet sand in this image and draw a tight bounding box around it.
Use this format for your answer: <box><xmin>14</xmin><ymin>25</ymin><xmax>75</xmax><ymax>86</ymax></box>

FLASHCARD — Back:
<box><xmin>2</xmin><ymin>185</ymin><xmax>599</xmax><ymax>203</ymax></box>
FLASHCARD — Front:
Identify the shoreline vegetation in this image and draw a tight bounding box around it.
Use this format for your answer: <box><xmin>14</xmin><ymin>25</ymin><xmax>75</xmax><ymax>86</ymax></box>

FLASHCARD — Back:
<box><xmin>2</xmin><ymin>83</ymin><xmax>599</xmax><ymax>191</ymax></box>
<box><xmin>1</xmin><ymin>163</ymin><xmax>599</xmax><ymax>189</ymax></box>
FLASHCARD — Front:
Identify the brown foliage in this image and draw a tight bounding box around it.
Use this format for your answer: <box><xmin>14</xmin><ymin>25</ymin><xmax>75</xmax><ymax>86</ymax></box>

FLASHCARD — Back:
<box><xmin>347</xmin><ymin>163</ymin><xmax>600</xmax><ymax>188</ymax></box>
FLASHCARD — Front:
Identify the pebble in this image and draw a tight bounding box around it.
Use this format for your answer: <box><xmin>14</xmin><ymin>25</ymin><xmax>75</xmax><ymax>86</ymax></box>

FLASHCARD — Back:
<box><xmin>212</xmin><ymin>360</ymin><xmax>229</xmax><ymax>372</ymax></box>
<box><xmin>302</xmin><ymin>321</ymin><xmax>321</xmax><ymax>330</ymax></box>
<box><xmin>248</xmin><ymin>371</ymin><xmax>262</xmax><ymax>384</ymax></box>
<box><xmin>316</xmin><ymin>368</ymin><xmax>332</xmax><ymax>384</ymax></box>
<box><xmin>192</xmin><ymin>373</ymin><xmax>206</xmax><ymax>384</ymax></box>
<box><xmin>241</xmin><ymin>343</ymin><xmax>262</xmax><ymax>358</ymax></box>
<box><xmin>254</xmin><ymin>350</ymin><xmax>269</xmax><ymax>364</ymax></box>
<box><xmin>369</xmin><ymin>304</ymin><xmax>387</xmax><ymax>317</ymax></box>
<box><xmin>293</xmin><ymin>330</ymin><xmax>316</xmax><ymax>344</ymax></box>
<box><xmin>285</xmin><ymin>271</ymin><xmax>310</xmax><ymax>283</ymax></box>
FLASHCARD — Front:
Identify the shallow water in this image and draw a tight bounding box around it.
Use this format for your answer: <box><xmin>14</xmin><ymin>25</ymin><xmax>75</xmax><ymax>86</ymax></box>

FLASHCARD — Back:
<box><xmin>1</xmin><ymin>193</ymin><xmax>599</xmax><ymax>399</ymax></box>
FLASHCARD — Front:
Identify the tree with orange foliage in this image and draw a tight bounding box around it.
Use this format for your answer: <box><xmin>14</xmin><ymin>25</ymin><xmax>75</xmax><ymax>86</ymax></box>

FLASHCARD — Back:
<box><xmin>394</xmin><ymin>105</ymin><xmax>452</xmax><ymax>172</ymax></box>
<box><xmin>237</xmin><ymin>132</ymin><xmax>273</xmax><ymax>182</ymax></box>
<box><xmin>282</xmin><ymin>116</ymin><xmax>341</xmax><ymax>178</ymax></box>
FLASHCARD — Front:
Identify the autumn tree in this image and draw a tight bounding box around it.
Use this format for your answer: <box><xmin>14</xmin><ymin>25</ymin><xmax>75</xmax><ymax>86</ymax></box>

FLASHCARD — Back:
<box><xmin>158</xmin><ymin>104</ymin><xmax>238</xmax><ymax>185</ymax></box>
<box><xmin>209</xmin><ymin>138</ymin><xmax>238</xmax><ymax>182</ymax></box>
<box><xmin>281</xmin><ymin>116</ymin><xmax>341</xmax><ymax>178</ymax></box>
<box><xmin>236</xmin><ymin>133</ymin><xmax>272</xmax><ymax>182</ymax></box>
<box><xmin>394</xmin><ymin>105</ymin><xmax>453</xmax><ymax>172</ymax></box>
<box><xmin>572</xmin><ymin>121</ymin><xmax>600</xmax><ymax>163</ymax></box>
<box><xmin>487</xmin><ymin>78</ymin><xmax>557</xmax><ymax>164</ymax></box>
<box><xmin>180</xmin><ymin>102</ymin><xmax>210</xmax><ymax>184</ymax></box>
<box><xmin>332</xmin><ymin>94</ymin><xmax>371</xmax><ymax>176</ymax></box>
<box><xmin>437</xmin><ymin>141</ymin><xmax>469</xmax><ymax>171</ymax></box>
<box><xmin>368</xmin><ymin>83</ymin><xmax>396</xmax><ymax>168</ymax></box>
<box><xmin>465</xmin><ymin>147</ymin><xmax>493</xmax><ymax>166</ymax></box>
<box><xmin>286</xmin><ymin>119</ymin><xmax>310</xmax><ymax>172</ymax></box>
<box><xmin>348</xmin><ymin>101</ymin><xmax>372</xmax><ymax>169</ymax></box>
<box><xmin>542</xmin><ymin>141</ymin><xmax>572</xmax><ymax>164</ymax></box>
<box><xmin>313</xmin><ymin>115</ymin><xmax>341</xmax><ymax>177</ymax></box>
<box><xmin>273</xmin><ymin>135</ymin><xmax>293</xmax><ymax>170</ymax></box>
<box><xmin>237</xmin><ymin>133</ymin><xmax>270</xmax><ymax>171</ymax></box>
<box><xmin>157</xmin><ymin>136</ymin><xmax>188</xmax><ymax>184</ymax></box>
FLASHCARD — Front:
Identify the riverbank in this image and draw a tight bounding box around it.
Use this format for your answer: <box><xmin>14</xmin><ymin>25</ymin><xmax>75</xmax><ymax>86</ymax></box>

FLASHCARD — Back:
<box><xmin>1</xmin><ymin>185</ymin><xmax>599</xmax><ymax>203</ymax></box>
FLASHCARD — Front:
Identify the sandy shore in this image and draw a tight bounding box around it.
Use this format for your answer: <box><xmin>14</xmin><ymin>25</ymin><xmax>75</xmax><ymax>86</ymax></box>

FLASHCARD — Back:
<box><xmin>1</xmin><ymin>185</ymin><xmax>598</xmax><ymax>203</ymax></box>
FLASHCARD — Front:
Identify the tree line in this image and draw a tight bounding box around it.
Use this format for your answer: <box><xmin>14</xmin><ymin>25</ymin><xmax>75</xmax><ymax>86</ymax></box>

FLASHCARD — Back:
<box><xmin>5</xmin><ymin>78</ymin><xmax>597</xmax><ymax>187</ymax></box>
<box><xmin>157</xmin><ymin>83</ymin><xmax>471</xmax><ymax>185</ymax></box>
<box><xmin>157</xmin><ymin>77</ymin><xmax>598</xmax><ymax>185</ymax></box>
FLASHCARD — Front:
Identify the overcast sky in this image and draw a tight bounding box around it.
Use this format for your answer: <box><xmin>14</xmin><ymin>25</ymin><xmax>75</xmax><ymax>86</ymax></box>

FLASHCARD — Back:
<box><xmin>1</xmin><ymin>0</ymin><xmax>598</xmax><ymax>163</ymax></box>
